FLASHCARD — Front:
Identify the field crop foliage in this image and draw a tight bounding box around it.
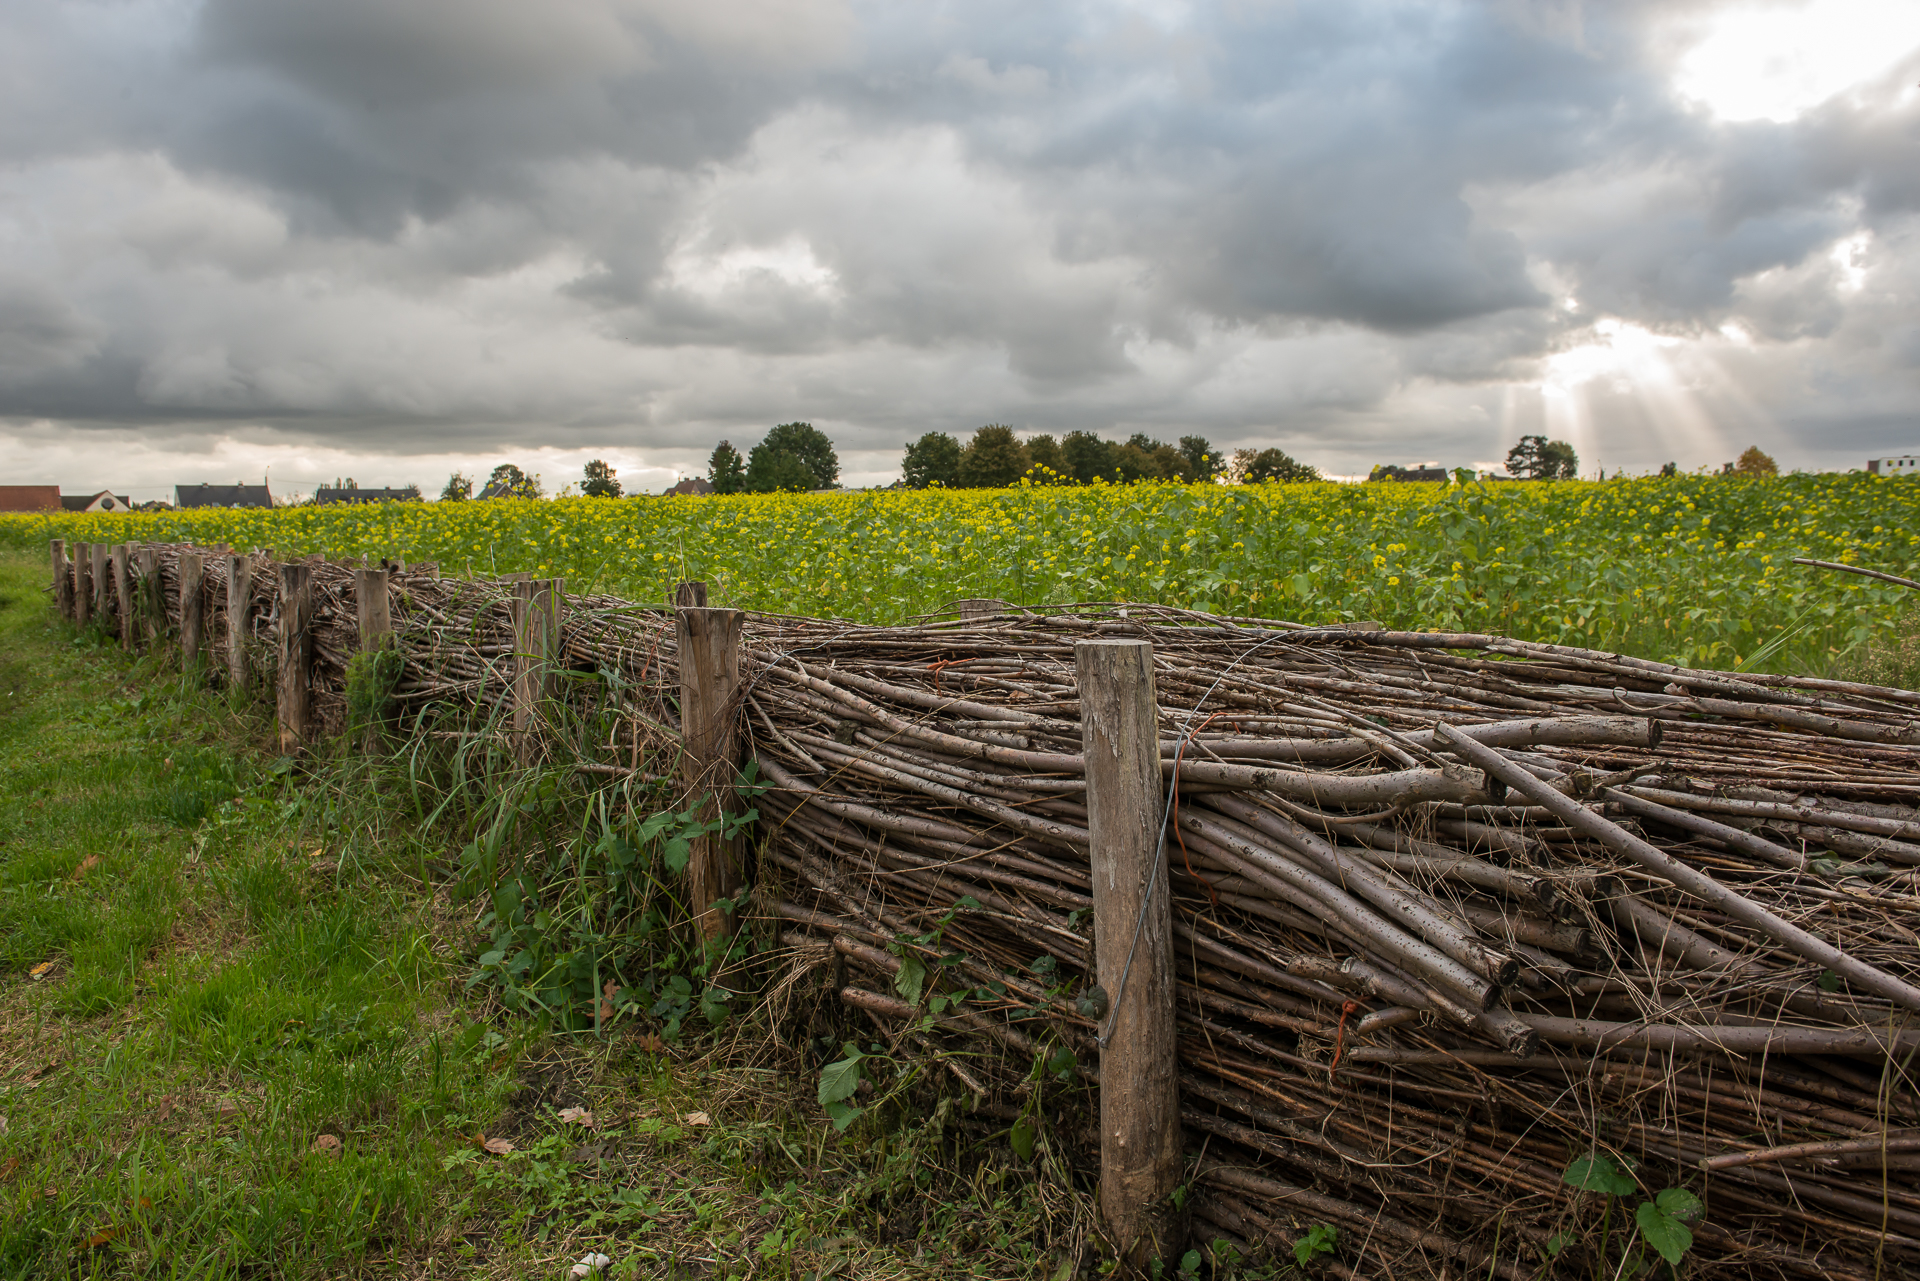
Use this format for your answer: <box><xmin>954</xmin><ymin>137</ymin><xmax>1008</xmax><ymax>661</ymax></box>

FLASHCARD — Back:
<box><xmin>8</xmin><ymin>471</ymin><xmax>1918</xmax><ymax>672</ymax></box>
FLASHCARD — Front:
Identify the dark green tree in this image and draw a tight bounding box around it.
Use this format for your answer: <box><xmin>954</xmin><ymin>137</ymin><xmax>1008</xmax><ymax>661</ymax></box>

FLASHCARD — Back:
<box><xmin>761</xmin><ymin>422</ymin><xmax>839</xmax><ymax>489</ymax></box>
<box><xmin>1024</xmin><ymin>433</ymin><xmax>1066</xmax><ymax>482</ymax></box>
<box><xmin>487</xmin><ymin>463</ymin><xmax>543</xmax><ymax>499</ymax></box>
<box><xmin>440</xmin><ymin>472</ymin><xmax>473</xmax><ymax>502</ymax></box>
<box><xmin>746</xmin><ymin>444</ymin><xmax>814</xmax><ymax>493</ymax></box>
<box><xmin>1541</xmin><ymin>440</ymin><xmax>1579</xmax><ymax>479</ymax></box>
<box><xmin>1247</xmin><ymin>448</ymin><xmax>1321</xmax><ymax>483</ymax></box>
<box><xmin>1179</xmin><ymin>435</ymin><xmax>1220</xmax><ymax>482</ymax></box>
<box><xmin>902</xmin><ymin>432</ymin><xmax>962</xmax><ymax>488</ymax></box>
<box><xmin>1062</xmin><ymin>430</ymin><xmax>1114</xmax><ymax>484</ymax></box>
<box><xmin>1506</xmin><ymin>435</ymin><xmax>1578</xmax><ymax>480</ymax></box>
<box><xmin>709</xmin><ymin>441</ymin><xmax>747</xmax><ymax>494</ymax></box>
<box><xmin>582</xmin><ymin>459</ymin><xmax>622</xmax><ymax>498</ymax></box>
<box><xmin>957</xmin><ymin>425</ymin><xmax>1030</xmax><ymax>488</ymax></box>
<box><xmin>1660</xmin><ymin>461</ymin><xmax>1678</xmax><ymax>477</ymax></box>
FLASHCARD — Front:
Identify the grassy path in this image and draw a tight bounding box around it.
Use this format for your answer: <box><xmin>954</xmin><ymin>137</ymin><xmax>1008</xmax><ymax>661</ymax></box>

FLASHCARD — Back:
<box><xmin>0</xmin><ymin>555</ymin><xmax>1092</xmax><ymax>1281</ymax></box>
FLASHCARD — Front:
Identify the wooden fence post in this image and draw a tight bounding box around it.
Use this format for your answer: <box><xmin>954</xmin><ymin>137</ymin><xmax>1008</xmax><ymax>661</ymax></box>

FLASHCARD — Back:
<box><xmin>111</xmin><ymin>545</ymin><xmax>132</xmax><ymax>650</ymax></box>
<box><xmin>354</xmin><ymin>567</ymin><xmax>392</xmax><ymax>648</ymax></box>
<box><xmin>179</xmin><ymin>552</ymin><xmax>207</xmax><ymax>671</ymax></box>
<box><xmin>676</xmin><ymin>605</ymin><xmax>745</xmax><ymax>943</ymax></box>
<box><xmin>137</xmin><ymin>546</ymin><xmax>161</xmax><ymax>646</ymax></box>
<box><xmin>51</xmin><ymin>540</ymin><xmax>71</xmax><ymax>619</ymax></box>
<box><xmin>74</xmin><ymin>542</ymin><xmax>92</xmax><ymax>628</ymax></box>
<box><xmin>90</xmin><ymin>543</ymin><xmax>108</xmax><ymax>618</ymax></box>
<box><xmin>354</xmin><ymin>567</ymin><xmax>393</xmax><ymax>746</ymax></box>
<box><xmin>673</xmin><ymin>580</ymin><xmax>708</xmax><ymax>608</ymax></box>
<box><xmin>510</xmin><ymin>578</ymin><xmax>561</xmax><ymax>765</ymax></box>
<box><xmin>1075</xmin><ymin>638</ymin><xmax>1181</xmax><ymax>1268</ymax></box>
<box><xmin>958</xmin><ymin>598</ymin><xmax>1006</xmax><ymax>620</ymax></box>
<box><xmin>227</xmin><ymin>554</ymin><xmax>253</xmax><ymax>689</ymax></box>
<box><xmin>277</xmin><ymin>563</ymin><xmax>312</xmax><ymax>752</ymax></box>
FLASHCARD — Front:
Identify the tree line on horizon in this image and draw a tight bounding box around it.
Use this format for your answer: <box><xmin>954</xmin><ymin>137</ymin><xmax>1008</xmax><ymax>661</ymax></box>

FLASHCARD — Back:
<box><xmin>427</xmin><ymin>430</ymin><xmax>1788</xmax><ymax>504</ymax></box>
<box><xmin>896</xmin><ymin>427</ymin><xmax>1322</xmax><ymax>490</ymax></box>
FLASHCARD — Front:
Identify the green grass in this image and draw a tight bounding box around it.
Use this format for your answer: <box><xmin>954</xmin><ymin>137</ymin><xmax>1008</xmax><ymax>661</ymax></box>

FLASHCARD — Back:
<box><xmin>0</xmin><ymin>553</ymin><xmax>1116</xmax><ymax>1281</ymax></box>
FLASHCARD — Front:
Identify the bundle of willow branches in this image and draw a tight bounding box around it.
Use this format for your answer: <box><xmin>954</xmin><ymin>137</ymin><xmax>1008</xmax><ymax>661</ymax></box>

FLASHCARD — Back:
<box><xmin>122</xmin><ymin>545</ymin><xmax>1920</xmax><ymax>1278</ymax></box>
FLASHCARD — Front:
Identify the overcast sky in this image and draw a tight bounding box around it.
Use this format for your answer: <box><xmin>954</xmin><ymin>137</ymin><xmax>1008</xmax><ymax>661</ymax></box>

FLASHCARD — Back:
<box><xmin>3</xmin><ymin>0</ymin><xmax>1917</xmax><ymax>498</ymax></box>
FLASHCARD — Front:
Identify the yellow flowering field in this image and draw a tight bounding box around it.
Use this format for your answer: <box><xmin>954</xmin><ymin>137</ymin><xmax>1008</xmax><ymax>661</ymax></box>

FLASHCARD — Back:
<box><xmin>8</xmin><ymin>472</ymin><xmax>1918</xmax><ymax>672</ymax></box>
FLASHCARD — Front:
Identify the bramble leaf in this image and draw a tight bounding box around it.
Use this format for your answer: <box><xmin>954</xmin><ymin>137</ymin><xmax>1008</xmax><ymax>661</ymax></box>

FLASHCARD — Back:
<box><xmin>1635</xmin><ymin>1198</ymin><xmax>1694</xmax><ymax>1265</ymax></box>
<box><xmin>817</xmin><ymin>1046</ymin><xmax>866</xmax><ymax>1107</ymax></box>
<box><xmin>1563</xmin><ymin>1153</ymin><xmax>1636</xmax><ymax>1196</ymax></box>
<box><xmin>893</xmin><ymin>955</ymin><xmax>927</xmax><ymax>1007</ymax></box>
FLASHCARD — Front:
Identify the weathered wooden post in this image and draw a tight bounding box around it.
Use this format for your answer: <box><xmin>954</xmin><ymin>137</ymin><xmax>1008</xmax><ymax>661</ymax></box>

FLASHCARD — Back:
<box><xmin>74</xmin><ymin>542</ymin><xmax>92</xmax><ymax>628</ymax></box>
<box><xmin>226</xmin><ymin>554</ymin><xmax>253</xmax><ymax>689</ymax></box>
<box><xmin>51</xmin><ymin>540</ymin><xmax>71</xmax><ymax>619</ymax></box>
<box><xmin>277</xmin><ymin>562</ymin><xmax>312</xmax><ymax>752</ymax></box>
<box><xmin>136</xmin><ymin>546</ymin><xmax>161</xmax><ymax>646</ymax></box>
<box><xmin>958</xmin><ymin>597</ymin><xmax>1006</xmax><ymax>620</ymax></box>
<box><xmin>673</xmin><ymin>580</ymin><xmax>708</xmax><ymax>608</ymax></box>
<box><xmin>90</xmin><ymin>543</ymin><xmax>109</xmax><ymax>619</ymax></box>
<box><xmin>111</xmin><ymin>545</ymin><xmax>133</xmax><ymax>649</ymax></box>
<box><xmin>179</xmin><ymin>552</ymin><xmax>207</xmax><ymax>671</ymax></box>
<box><xmin>676</xmin><ymin>604</ymin><xmax>745</xmax><ymax>942</ymax></box>
<box><xmin>510</xmin><ymin>578</ymin><xmax>561</xmax><ymax>765</ymax></box>
<box><xmin>354</xmin><ymin>567</ymin><xmax>394</xmax><ymax>747</ymax></box>
<box><xmin>1075</xmin><ymin>638</ymin><xmax>1181</xmax><ymax>1268</ymax></box>
<box><xmin>354</xmin><ymin>566</ymin><xmax>392</xmax><ymax>648</ymax></box>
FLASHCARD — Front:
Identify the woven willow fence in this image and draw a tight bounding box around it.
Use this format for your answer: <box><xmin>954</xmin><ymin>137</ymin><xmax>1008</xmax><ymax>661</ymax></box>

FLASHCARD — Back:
<box><xmin>48</xmin><ymin>537</ymin><xmax>1920</xmax><ymax>1280</ymax></box>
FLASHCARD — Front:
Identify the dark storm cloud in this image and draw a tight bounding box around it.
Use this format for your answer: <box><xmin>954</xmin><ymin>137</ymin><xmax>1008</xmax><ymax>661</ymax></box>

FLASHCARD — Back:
<box><xmin>0</xmin><ymin>0</ymin><xmax>1916</xmax><ymax>488</ymax></box>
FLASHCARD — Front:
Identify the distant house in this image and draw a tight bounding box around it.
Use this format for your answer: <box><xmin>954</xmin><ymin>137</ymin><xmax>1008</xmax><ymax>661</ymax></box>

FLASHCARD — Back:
<box><xmin>314</xmin><ymin>485</ymin><xmax>421</xmax><ymax>505</ymax></box>
<box><xmin>60</xmin><ymin>490</ymin><xmax>134</xmax><ymax>513</ymax></box>
<box><xmin>175</xmin><ymin>484</ymin><xmax>273</xmax><ymax>509</ymax></box>
<box><xmin>1868</xmin><ymin>455</ymin><xmax>1919</xmax><ymax>476</ymax></box>
<box><xmin>0</xmin><ymin>485</ymin><xmax>61</xmax><ymax>512</ymax></box>
<box><xmin>475</xmin><ymin>480</ymin><xmax>516</xmax><ymax>499</ymax></box>
<box><xmin>1368</xmin><ymin>464</ymin><xmax>1451</xmax><ymax>483</ymax></box>
<box><xmin>664</xmin><ymin>477</ymin><xmax>714</xmax><ymax>497</ymax></box>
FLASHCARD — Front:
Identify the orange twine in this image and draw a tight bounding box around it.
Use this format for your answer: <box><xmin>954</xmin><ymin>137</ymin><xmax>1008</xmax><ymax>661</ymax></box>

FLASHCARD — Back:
<box><xmin>1329</xmin><ymin>999</ymin><xmax>1362</xmax><ymax>1081</ymax></box>
<box><xmin>926</xmin><ymin>657</ymin><xmax>973</xmax><ymax>691</ymax></box>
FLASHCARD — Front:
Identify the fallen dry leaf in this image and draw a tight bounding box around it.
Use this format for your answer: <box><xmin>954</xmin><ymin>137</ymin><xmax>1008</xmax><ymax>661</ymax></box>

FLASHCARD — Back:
<box><xmin>635</xmin><ymin>1032</ymin><xmax>666</xmax><ymax>1054</ymax></box>
<box><xmin>27</xmin><ymin>961</ymin><xmax>54</xmax><ymax>980</ymax></box>
<box><xmin>0</xmin><ymin>1157</ymin><xmax>19</xmax><ymax>1182</ymax></box>
<box><xmin>307</xmin><ymin>847</ymin><xmax>324</xmax><ymax>858</ymax></box>
<box><xmin>70</xmin><ymin>855</ymin><xmax>100</xmax><ymax>880</ymax></box>
<box><xmin>0</xmin><ymin>1114</ymin><xmax>8</xmax><ymax>1135</ymax></box>
<box><xmin>482</xmin><ymin>1136</ymin><xmax>515</xmax><ymax>1156</ymax></box>
<box><xmin>80</xmin><ymin>1227</ymin><xmax>117</xmax><ymax>1249</ymax></box>
<box><xmin>598</xmin><ymin>1001</ymin><xmax>616</xmax><ymax>1020</ymax></box>
<box><xmin>311</xmin><ymin>1134</ymin><xmax>342</xmax><ymax>1157</ymax></box>
<box><xmin>684</xmin><ymin>1111</ymin><xmax>711</xmax><ymax>1127</ymax></box>
<box><xmin>557</xmin><ymin>1107</ymin><xmax>595</xmax><ymax>1127</ymax></box>
<box><xmin>213</xmin><ymin>1100</ymin><xmax>243</xmax><ymax>1119</ymax></box>
<box><xmin>41</xmin><ymin>1186</ymin><xmax>58</xmax><ymax>1199</ymax></box>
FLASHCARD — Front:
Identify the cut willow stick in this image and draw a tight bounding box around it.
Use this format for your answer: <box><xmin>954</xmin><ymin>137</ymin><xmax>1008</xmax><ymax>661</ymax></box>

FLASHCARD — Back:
<box><xmin>1204</xmin><ymin>793</ymin><xmax>1518</xmax><ymax>987</ymax></box>
<box><xmin>1610</xmin><ymin>790</ymin><xmax>1808</xmax><ymax>870</ymax></box>
<box><xmin>1200</xmin><ymin>715</ymin><xmax>1661</xmax><ymax>764</ymax></box>
<box><xmin>1518</xmin><ymin>1014</ymin><xmax>1920</xmax><ymax>1056</ymax></box>
<box><xmin>1627</xmin><ymin>784</ymin><xmax>1920</xmax><ymax>843</ymax></box>
<box><xmin>1436</xmin><ymin>723</ymin><xmax>1920</xmax><ymax>1015</ymax></box>
<box><xmin>1701</xmin><ymin>1131</ymin><xmax>1920</xmax><ymax>1173</ymax></box>
<box><xmin>1793</xmin><ymin>557</ymin><xmax>1920</xmax><ymax>592</ymax></box>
